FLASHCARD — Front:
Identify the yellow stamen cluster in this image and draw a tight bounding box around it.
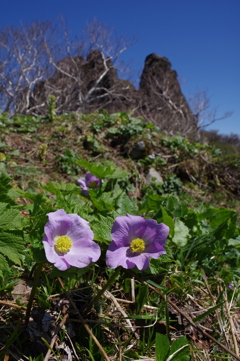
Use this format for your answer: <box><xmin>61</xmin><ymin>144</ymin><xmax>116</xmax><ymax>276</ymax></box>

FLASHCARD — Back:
<box><xmin>130</xmin><ymin>238</ymin><xmax>146</xmax><ymax>253</ymax></box>
<box><xmin>55</xmin><ymin>235</ymin><xmax>72</xmax><ymax>253</ymax></box>
<box><xmin>89</xmin><ymin>181</ymin><xmax>98</xmax><ymax>189</ymax></box>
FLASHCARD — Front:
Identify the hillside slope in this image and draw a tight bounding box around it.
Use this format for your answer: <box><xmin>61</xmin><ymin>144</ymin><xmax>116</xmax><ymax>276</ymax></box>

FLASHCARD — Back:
<box><xmin>0</xmin><ymin>110</ymin><xmax>239</xmax><ymax>361</ymax></box>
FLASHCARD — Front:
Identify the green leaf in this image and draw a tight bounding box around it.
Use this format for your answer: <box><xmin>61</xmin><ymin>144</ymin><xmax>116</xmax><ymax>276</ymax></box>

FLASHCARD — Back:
<box><xmin>172</xmin><ymin>219</ymin><xmax>189</xmax><ymax>247</ymax></box>
<box><xmin>124</xmin><ymin>278</ymin><xmax>131</xmax><ymax>293</ymax></box>
<box><xmin>116</xmin><ymin>192</ymin><xmax>137</xmax><ymax>216</ymax></box>
<box><xmin>166</xmin><ymin>195</ymin><xmax>182</xmax><ymax>218</ymax></box>
<box><xmin>148</xmin><ymin>255</ymin><xmax>172</xmax><ymax>275</ymax></box>
<box><xmin>106</xmin><ymin>167</ymin><xmax>128</xmax><ymax>179</ymax></box>
<box><xmin>91</xmin><ymin>215</ymin><xmax>114</xmax><ymax>243</ymax></box>
<box><xmin>42</xmin><ymin>181</ymin><xmax>79</xmax><ymax>195</ymax></box>
<box><xmin>228</xmin><ymin>236</ymin><xmax>240</xmax><ymax>248</ymax></box>
<box><xmin>193</xmin><ymin>302</ymin><xmax>224</xmax><ymax>323</ymax></box>
<box><xmin>50</xmin><ymin>264</ymin><xmax>92</xmax><ymax>279</ymax></box>
<box><xmin>0</xmin><ymin>231</ymin><xmax>24</xmax><ymax>265</ymax></box>
<box><xmin>158</xmin><ymin>206</ymin><xmax>175</xmax><ymax>237</ymax></box>
<box><xmin>199</xmin><ymin>208</ymin><xmax>237</xmax><ymax>228</ymax></box>
<box><xmin>124</xmin><ymin>315</ymin><xmax>158</xmax><ymax>320</ymax></box>
<box><xmin>76</xmin><ymin>159</ymin><xmax>128</xmax><ymax>179</ymax></box>
<box><xmin>0</xmin><ymin>254</ymin><xmax>10</xmax><ymax>276</ymax></box>
<box><xmin>155</xmin><ymin>333</ymin><xmax>170</xmax><ymax>361</ymax></box>
<box><xmin>0</xmin><ymin>162</ymin><xmax>7</xmax><ymax>176</ymax></box>
<box><xmin>0</xmin><ymin>202</ymin><xmax>8</xmax><ymax>214</ymax></box>
<box><xmin>90</xmin><ymin>191</ymin><xmax>115</xmax><ymax>211</ymax></box>
<box><xmin>29</xmin><ymin>246</ymin><xmax>47</xmax><ymax>263</ymax></box>
<box><xmin>0</xmin><ymin>209</ymin><xmax>23</xmax><ymax>229</ymax></box>
<box><xmin>182</xmin><ymin>232</ymin><xmax>215</xmax><ymax>262</ymax></box>
<box><xmin>0</xmin><ymin>174</ymin><xmax>15</xmax><ymax>204</ymax></box>
<box><xmin>8</xmin><ymin>149</ymin><xmax>20</xmax><ymax>156</ymax></box>
<box><xmin>136</xmin><ymin>284</ymin><xmax>148</xmax><ymax>313</ymax></box>
<box><xmin>167</xmin><ymin>336</ymin><xmax>190</xmax><ymax>361</ymax></box>
<box><xmin>107</xmin><ymin>127</ymin><xmax>118</xmax><ymax>135</ymax></box>
<box><xmin>139</xmin><ymin>194</ymin><xmax>163</xmax><ymax>213</ymax></box>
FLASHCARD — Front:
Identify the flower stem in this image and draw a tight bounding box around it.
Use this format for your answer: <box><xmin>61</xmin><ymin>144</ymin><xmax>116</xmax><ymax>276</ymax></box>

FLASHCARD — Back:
<box><xmin>25</xmin><ymin>262</ymin><xmax>43</xmax><ymax>324</ymax></box>
<box><xmin>85</xmin><ymin>267</ymin><xmax>121</xmax><ymax>314</ymax></box>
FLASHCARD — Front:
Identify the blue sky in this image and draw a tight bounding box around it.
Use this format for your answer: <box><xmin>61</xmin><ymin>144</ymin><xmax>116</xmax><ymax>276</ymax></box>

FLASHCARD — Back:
<box><xmin>1</xmin><ymin>0</ymin><xmax>239</xmax><ymax>135</ymax></box>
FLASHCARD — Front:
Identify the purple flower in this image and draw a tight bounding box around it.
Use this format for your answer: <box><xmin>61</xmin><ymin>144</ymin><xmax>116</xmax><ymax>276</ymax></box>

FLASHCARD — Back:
<box><xmin>42</xmin><ymin>209</ymin><xmax>101</xmax><ymax>271</ymax></box>
<box><xmin>228</xmin><ymin>283</ymin><xmax>234</xmax><ymax>289</ymax></box>
<box><xmin>106</xmin><ymin>214</ymin><xmax>169</xmax><ymax>270</ymax></box>
<box><xmin>78</xmin><ymin>171</ymin><xmax>101</xmax><ymax>196</ymax></box>
<box><xmin>149</xmin><ymin>153</ymin><xmax>156</xmax><ymax>159</ymax></box>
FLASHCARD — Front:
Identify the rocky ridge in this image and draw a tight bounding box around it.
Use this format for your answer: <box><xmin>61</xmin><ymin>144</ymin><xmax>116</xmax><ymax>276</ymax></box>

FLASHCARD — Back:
<box><xmin>24</xmin><ymin>51</ymin><xmax>197</xmax><ymax>136</ymax></box>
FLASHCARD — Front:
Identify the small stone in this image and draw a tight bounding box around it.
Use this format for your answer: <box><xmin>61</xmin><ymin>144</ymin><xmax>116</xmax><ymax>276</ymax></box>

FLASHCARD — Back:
<box><xmin>146</xmin><ymin>167</ymin><xmax>163</xmax><ymax>184</ymax></box>
<box><xmin>130</xmin><ymin>141</ymin><xmax>146</xmax><ymax>159</ymax></box>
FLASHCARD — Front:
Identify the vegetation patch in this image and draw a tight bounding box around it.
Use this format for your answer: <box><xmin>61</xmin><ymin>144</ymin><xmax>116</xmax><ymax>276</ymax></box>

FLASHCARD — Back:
<box><xmin>0</xmin><ymin>110</ymin><xmax>239</xmax><ymax>361</ymax></box>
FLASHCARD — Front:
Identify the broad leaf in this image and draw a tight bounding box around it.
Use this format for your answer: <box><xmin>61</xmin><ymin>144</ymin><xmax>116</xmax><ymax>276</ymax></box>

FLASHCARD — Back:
<box><xmin>91</xmin><ymin>215</ymin><xmax>114</xmax><ymax>243</ymax></box>
<box><xmin>0</xmin><ymin>231</ymin><xmax>24</xmax><ymax>265</ymax></box>
<box><xmin>116</xmin><ymin>192</ymin><xmax>137</xmax><ymax>216</ymax></box>
<box><xmin>76</xmin><ymin>159</ymin><xmax>128</xmax><ymax>179</ymax></box>
<box><xmin>155</xmin><ymin>333</ymin><xmax>170</xmax><ymax>361</ymax></box>
<box><xmin>168</xmin><ymin>336</ymin><xmax>190</xmax><ymax>361</ymax></box>
<box><xmin>172</xmin><ymin>219</ymin><xmax>189</xmax><ymax>247</ymax></box>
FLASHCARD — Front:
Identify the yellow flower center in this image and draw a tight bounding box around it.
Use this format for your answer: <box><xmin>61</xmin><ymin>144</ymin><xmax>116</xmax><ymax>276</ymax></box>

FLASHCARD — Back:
<box><xmin>130</xmin><ymin>238</ymin><xmax>146</xmax><ymax>253</ymax></box>
<box><xmin>89</xmin><ymin>181</ymin><xmax>98</xmax><ymax>189</ymax></box>
<box><xmin>55</xmin><ymin>235</ymin><xmax>73</xmax><ymax>253</ymax></box>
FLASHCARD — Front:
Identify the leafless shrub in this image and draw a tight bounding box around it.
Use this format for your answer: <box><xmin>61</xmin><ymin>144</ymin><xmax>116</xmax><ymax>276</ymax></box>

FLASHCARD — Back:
<box><xmin>188</xmin><ymin>89</ymin><xmax>233</xmax><ymax>139</ymax></box>
<box><xmin>0</xmin><ymin>19</ymin><xmax>135</xmax><ymax>116</ymax></box>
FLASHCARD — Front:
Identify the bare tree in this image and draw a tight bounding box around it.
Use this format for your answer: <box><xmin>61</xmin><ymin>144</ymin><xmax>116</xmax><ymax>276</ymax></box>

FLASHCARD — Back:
<box><xmin>0</xmin><ymin>19</ymin><xmax>135</xmax><ymax>116</ymax></box>
<box><xmin>0</xmin><ymin>21</ymin><xmax>61</xmax><ymax>114</ymax></box>
<box><xmin>188</xmin><ymin>89</ymin><xmax>233</xmax><ymax>138</ymax></box>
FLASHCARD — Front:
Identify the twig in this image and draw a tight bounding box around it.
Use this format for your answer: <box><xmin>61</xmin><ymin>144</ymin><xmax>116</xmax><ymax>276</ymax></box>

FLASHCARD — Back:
<box><xmin>131</xmin><ymin>277</ymin><xmax>135</xmax><ymax>303</ymax></box>
<box><xmin>43</xmin><ymin>313</ymin><xmax>69</xmax><ymax>361</ymax></box>
<box><xmin>202</xmin><ymin>270</ymin><xmax>229</xmax><ymax>347</ymax></box>
<box><xmin>25</xmin><ymin>263</ymin><xmax>43</xmax><ymax>324</ymax></box>
<box><xmin>0</xmin><ymin>301</ymin><xmax>26</xmax><ymax>310</ymax></box>
<box><xmin>84</xmin><ymin>267</ymin><xmax>121</xmax><ymax>314</ymax></box>
<box><xmin>65</xmin><ymin>330</ymin><xmax>80</xmax><ymax>361</ymax></box>
<box><xmin>58</xmin><ymin>278</ymin><xmax>111</xmax><ymax>361</ymax></box>
<box><xmin>68</xmin><ymin>317</ymin><xmax>128</xmax><ymax>329</ymax></box>
<box><xmin>133</xmin><ymin>274</ymin><xmax>240</xmax><ymax>361</ymax></box>
<box><xmin>114</xmin><ymin>298</ymin><xmax>159</xmax><ymax>310</ymax></box>
<box><xmin>105</xmin><ymin>289</ymin><xmax>139</xmax><ymax>338</ymax></box>
<box><xmin>223</xmin><ymin>290</ymin><xmax>239</xmax><ymax>356</ymax></box>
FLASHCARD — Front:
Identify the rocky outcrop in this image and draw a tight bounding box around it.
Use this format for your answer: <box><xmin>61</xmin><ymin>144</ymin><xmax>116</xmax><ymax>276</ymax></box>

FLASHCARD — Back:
<box><xmin>137</xmin><ymin>54</ymin><xmax>196</xmax><ymax>134</ymax></box>
<box><xmin>24</xmin><ymin>50</ymin><xmax>197</xmax><ymax>135</ymax></box>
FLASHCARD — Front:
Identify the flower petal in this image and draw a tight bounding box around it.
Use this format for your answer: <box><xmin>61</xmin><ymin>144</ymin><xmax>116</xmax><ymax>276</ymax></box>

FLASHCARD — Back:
<box><xmin>44</xmin><ymin>209</ymin><xmax>72</xmax><ymax>246</ymax></box>
<box><xmin>111</xmin><ymin>214</ymin><xmax>147</xmax><ymax>246</ymax></box>
<box><xmin>43</xmin><ymin>239</ymin><xmax>70</xmax><ymax>271</ymax></box>
<box><xmin>66</xmin><ymin>213</ymin><xmax>94</xmax><ymax>243</ymax></box>
<box><xmin>78</xmin><ymin>177</ymin><xmax>87</xmax><ymax>189</ymax></box>
<box><xmin>106</xmin><ymin>243</ymin><xmax>132</xmax><ymax>269</ymax></box>
<box><xmin>127</xmin><ymin>254</ymin><xmax>150</xmax><ymax>270</ymax></box>
<box><xmin>145</xmin><ymin>242</ymin><xmax>166</xmax><ymax>255</ymax></box>
<box><xmin>154</xmin><ymin>222</ymin><xmax>170</xmax><ymax>246</ymax></box>
<box><xmin>64</xmin><ymin>240</ymin><xmax>101</xmax><ymax>268</ymax></box>
<box><xmin>106</xmin><ymin>241</ymin><xmax>151</xmax><ymax>270</ymax></box>
<box><xmin>140</xmin><ymin>219</ymin><xmax>159</xmax><ymax>244</ymax></box>
<box><xmin>107</xmin><ymin>214</ymin><xmax>169</xmax><ymax>270</ymax></box>
<box><xmin>42</xmin><ymin>209</ymin><xmax>100</xmax><ymax>270</ymax></box>
<box><xmin>85</xmin><ymin>172</ymin><xmax>101</xmax><ymax>188</ymax></box>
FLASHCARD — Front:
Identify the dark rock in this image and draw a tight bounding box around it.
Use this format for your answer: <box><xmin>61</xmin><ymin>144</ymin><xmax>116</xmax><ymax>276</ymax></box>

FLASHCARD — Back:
<box><xmin>130</xmin><ymin>141</ymin><xmax>146</xmax><ymax>159</ymax></box>
<box><xmin>137</xmin><ymin>53</ymin><xmax>196</xmax><ymax>135</ymax></box>
<box><xmin>22</xmin><ymin>51</ymin><xmax>197</xmax><ymax>136</ymax></box>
